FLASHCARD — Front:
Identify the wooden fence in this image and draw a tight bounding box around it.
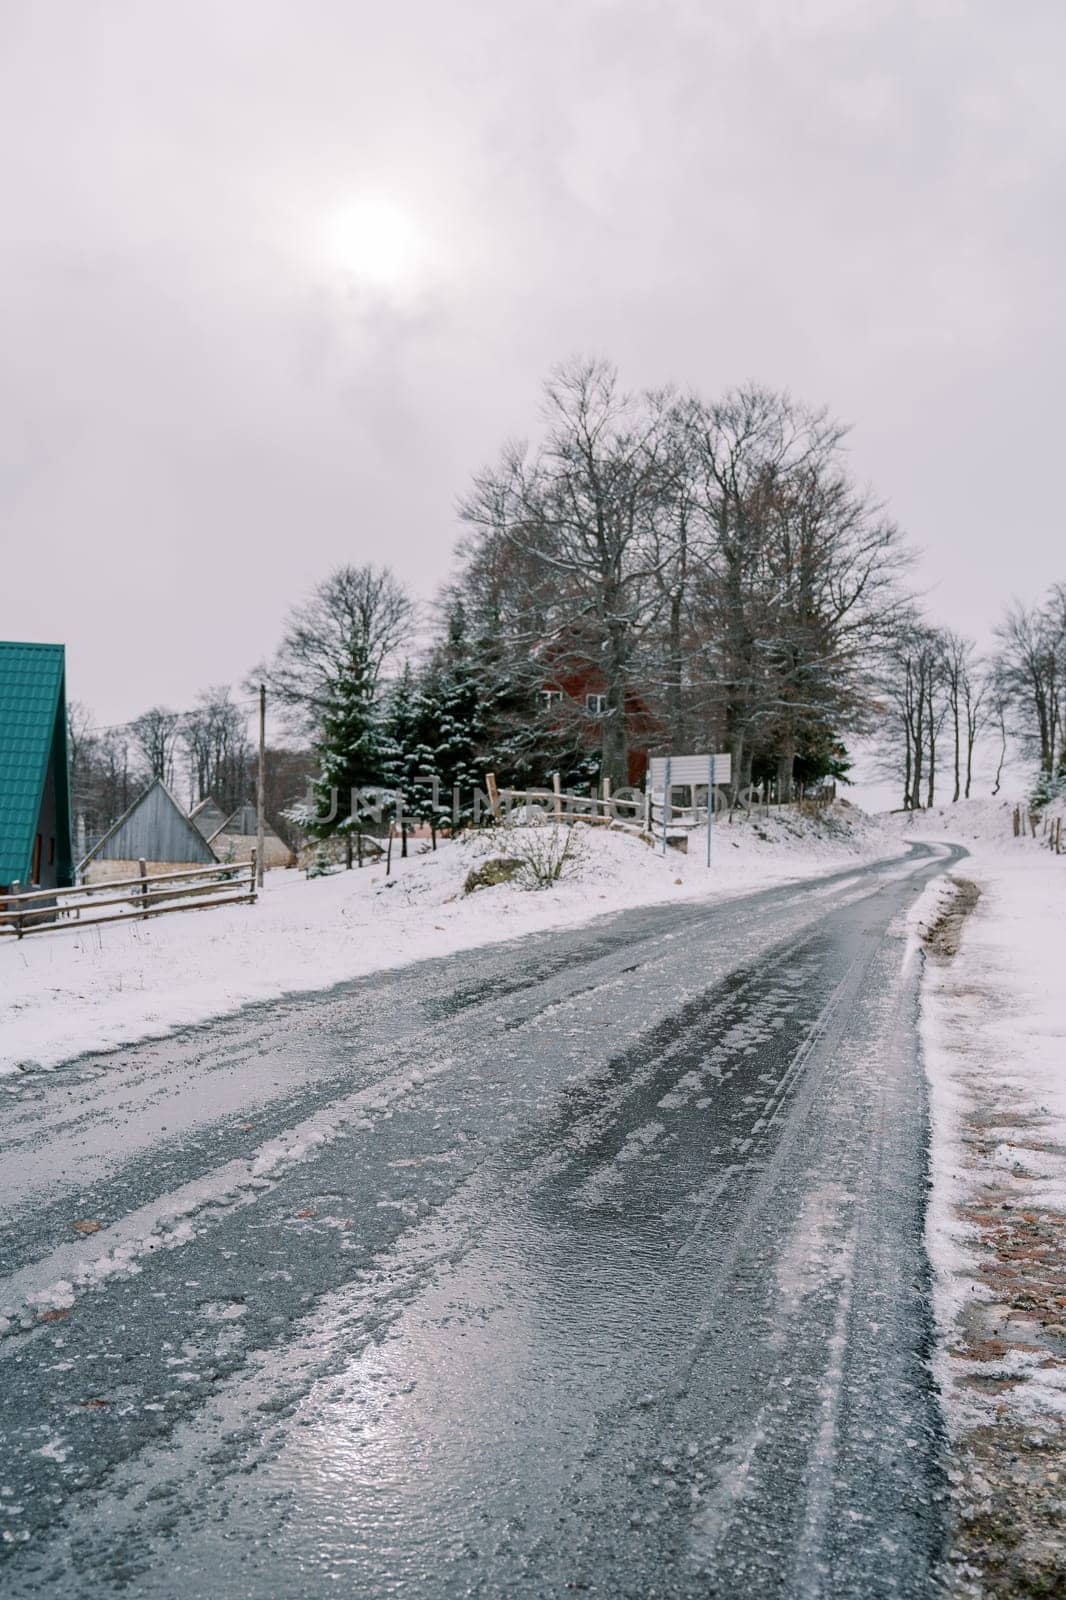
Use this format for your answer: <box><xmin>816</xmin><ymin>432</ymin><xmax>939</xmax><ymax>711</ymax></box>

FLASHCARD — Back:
<box><xmin>0</xmin><ymin>854</ymin><xmax>257</xmax><ymax>939</ymax></box>
<box><xmin>1013</xmin><ymin>805</ymin><xmax>1064</xmax><ymax>853</ymax></box>
<box><xmin>493</xmin><ymin>777</ymin><xmax>644</xmax><ymax>827</ymax></box>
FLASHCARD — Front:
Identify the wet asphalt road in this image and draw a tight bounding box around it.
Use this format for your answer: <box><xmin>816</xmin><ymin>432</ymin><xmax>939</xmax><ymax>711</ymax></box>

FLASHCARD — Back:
<box><xmin>0</xmin><ymin>842</ymin><xmax>962</xmax><ymax>1599</ymax></box>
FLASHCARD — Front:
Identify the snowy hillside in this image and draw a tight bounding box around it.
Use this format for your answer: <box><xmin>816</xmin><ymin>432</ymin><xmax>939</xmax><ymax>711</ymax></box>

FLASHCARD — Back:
<box><xmin>1</xmin><ymin>803</ymin><xmax>900</xmax><ymax>1076</ymax></box>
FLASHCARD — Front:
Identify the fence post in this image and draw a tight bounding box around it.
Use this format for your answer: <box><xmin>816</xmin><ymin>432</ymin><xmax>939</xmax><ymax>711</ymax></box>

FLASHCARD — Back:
<box><xmin>12</xmin><ymin>880</ymin><xmax>22</xmax><ymax>939</ymax></box>
<box><xmin>249</xmin><ymin>849</ymin><xmax>258</xmax><ymax>901</ymax></box>
<box><xmin>139</xmin><ymin>858</ymin><xmax>148</xmax><ymax>919</ymax></box>
<box><xmin>552</xmin><ymin>771</ymin><xmax>562</xmax><ymax>823</ymax></box>
<box><xmin>485</xmin><ymin>772</ymin><xmax>501</xmax><ymax>821</ymax></box>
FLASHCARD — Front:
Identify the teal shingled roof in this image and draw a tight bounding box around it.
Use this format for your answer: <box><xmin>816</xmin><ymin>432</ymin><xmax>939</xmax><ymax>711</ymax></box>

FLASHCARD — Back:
<box><xmin>0</xmin><ymin>641</ymin><xmax>66</xmax><ymax>885</ymax></box>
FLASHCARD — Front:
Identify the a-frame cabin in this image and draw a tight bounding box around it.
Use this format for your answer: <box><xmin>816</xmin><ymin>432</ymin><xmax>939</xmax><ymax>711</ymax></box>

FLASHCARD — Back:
<box><xmin>80</xmin><ymin>778</ymin><xmax>218</xmax><ymax>884</ymax></box>
<box><xmin>0</xmin><ymin>641</ymin><xmax>74</xmax><ymax>895</ymax></box>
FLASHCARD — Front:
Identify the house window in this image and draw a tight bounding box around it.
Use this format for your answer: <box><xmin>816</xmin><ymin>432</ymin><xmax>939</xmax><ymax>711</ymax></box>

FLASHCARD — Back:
<box><xmin>541</xmin><ymin>690</ymin><xmax>563</xmax><ymax>707</ymax></box>
<box><xmin>586</xmin><ymin>693</ymin><xmax>608</xmax><ymax>714</ymax></box>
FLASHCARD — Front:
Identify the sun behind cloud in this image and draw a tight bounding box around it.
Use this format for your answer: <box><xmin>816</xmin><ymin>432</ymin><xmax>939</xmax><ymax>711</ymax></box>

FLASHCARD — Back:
<box><xmin>319</xmin><ymin>194</ymin><xmax>425</xmax><ymax>294</ymax></box>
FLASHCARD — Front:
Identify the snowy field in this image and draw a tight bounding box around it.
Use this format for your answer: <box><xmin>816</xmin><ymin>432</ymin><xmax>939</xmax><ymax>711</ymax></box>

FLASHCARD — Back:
<box><xmin>905</xmin><ymin>797</ymin><xmax>1066</xmax><ymax>1429</ymax></box>
<box><xmin>0</xmin><ymin>803</ymin><xmax>900</xmax><ymax>1076</ymax></box>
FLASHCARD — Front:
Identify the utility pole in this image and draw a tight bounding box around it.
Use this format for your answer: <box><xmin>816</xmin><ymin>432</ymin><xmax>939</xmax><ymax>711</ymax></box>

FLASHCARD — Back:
<box><xmin>256</xmin><ymin>684</ymin><xmax>266</xmax><ymax>889</ymax></box>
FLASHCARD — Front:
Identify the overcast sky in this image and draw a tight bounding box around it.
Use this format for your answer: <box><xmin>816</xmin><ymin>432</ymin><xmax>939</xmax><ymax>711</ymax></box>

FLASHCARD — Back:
<box><xmin>1</xmin><ymin>0</ymin><xmax>1063</xmax><ymax>733</ymax></box>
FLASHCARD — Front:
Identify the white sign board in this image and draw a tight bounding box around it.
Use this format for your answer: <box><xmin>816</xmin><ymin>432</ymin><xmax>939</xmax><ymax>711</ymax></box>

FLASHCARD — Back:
<box><xmin>648</xmin><ymin>753</ymin><xmax>731</xmax><ymax>789</ymax></box>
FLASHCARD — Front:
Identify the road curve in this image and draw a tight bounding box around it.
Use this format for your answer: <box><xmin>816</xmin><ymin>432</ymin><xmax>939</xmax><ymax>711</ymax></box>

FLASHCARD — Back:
<box><xmin>0</xmin><ymin>842</ymin><xmax>962</xmax><ymax>1598</ymax></box>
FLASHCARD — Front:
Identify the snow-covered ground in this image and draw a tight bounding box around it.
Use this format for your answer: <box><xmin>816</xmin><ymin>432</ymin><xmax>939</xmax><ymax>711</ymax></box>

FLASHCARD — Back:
<box><xmin>0</xmin><ymin>803</ymin><xmax>899</xmax><ymax>1076</ymax></box>
<box><xmin>903</xmin><ymin>796</ymin><xmax>1066</xmax><ymax>1429</ymax></box>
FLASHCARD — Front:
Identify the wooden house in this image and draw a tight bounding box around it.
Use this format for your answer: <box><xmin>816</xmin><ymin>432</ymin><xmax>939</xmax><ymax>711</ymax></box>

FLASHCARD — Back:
<box><xmin>80</xmin><ymin>778</ymin><xmax>218</xmax><ymax>884</ymax></box>
<box><xmin>540</xmin><ymin>664</ymin><xmax>660</xmax><ymax>786</ymax></box>
<box><xmin>0</xmin><ymin>641</ymin><xmax>74</xmax><ymax>896</ymax></box>
<box><xmin>208</xmin><ymin>803</ymin><xmax>294</xmax><ymax>869</ymax></box>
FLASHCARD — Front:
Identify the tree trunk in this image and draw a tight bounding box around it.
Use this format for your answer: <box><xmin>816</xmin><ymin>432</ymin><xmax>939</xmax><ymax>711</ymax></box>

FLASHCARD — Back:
<box><xmin>926</xmin><ymin>690</ymin><xmax>937</xmax><ymax>808</ymax></box>
<box><xmin>667</xmin><ymin>588</ymin><xmax>684</xmax><ymax>747</ymax></box>
<box><xmin>910</xmin><ymin>686</ymin><xmax>924</xmax><ymax>810</ymax></box>
<box><xmin>992</xmin><ymin>720</ymin><xmax>1007</xmax><ymax>797</ymax></box>
<box><xmin>776</xmin><ymin>739</ymin><xmax>795</xmax><ymax>806</ymax></box>
<box><xmin>728</xmin><ymin>728</ymin><xmax>745</xmax><ymax>810</ymax></box>
<box><xmin>952</xmin><ymin>699</ymin><xmax>961</xmax><ymax>803</ymax></box>
<box><xmin>964</xmin><ymin>709</ymin><xmax>976</xmax><ymax>801</ymax></box>
<box><xmin>601</xmin><ymin>628</ymin><xmax>630</xmax><ymax>791</ymax></box>
<box><xmin>739</xmin><ymin>747</ymin><xmax>754</xmax><ymax>810</ymax></box>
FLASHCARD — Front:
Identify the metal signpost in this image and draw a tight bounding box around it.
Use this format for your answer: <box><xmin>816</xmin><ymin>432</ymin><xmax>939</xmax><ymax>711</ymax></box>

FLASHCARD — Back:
<box><xmin>647</xmin><ymin>753</ymin><xmax>732</xmax><ymax>865</ymax></box>
<box><xmin>707</xmin><ymin>753</ymin><xmax>715</xmax><ymax>867</ymax></box>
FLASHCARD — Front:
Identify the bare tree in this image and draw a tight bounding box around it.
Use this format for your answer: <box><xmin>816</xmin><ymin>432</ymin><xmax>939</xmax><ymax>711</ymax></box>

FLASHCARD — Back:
<box><xmin>182</xmin><ymin>686</ymin><xmax>252</xmax><ymax>811</ymax></box>
<box><xmin>254</xmin><ymin>565</ymin><xmax>415</xmax><ymax>734</ymax></box>
<box><xmin>682</xmin><ymin>386</ymin><xmax>909</xmax><ymax>800</ymax></box>
<box><xmin>67</xmin><ymin>710</ymin><xmax>145</xmax><ymax>854</ymax></box>
<box><xmin>130</xmin><ymin>706</ymin><xmax>180</xmax><ymax>787</ymax></box>
<box><xmin>458</xmin><ymin>361</ymin><xmax>913</xmax><ymax>801</ymax></box>
<box><xmin>461</xmin><ymin>359</ymin><xmax>667</xmax><ymax>789</ymax></box>
<box><xmin>66</xmin><ymin>701</ymin><xmax>96</xmax><ymax>811</ymax></box>
<box><xmin>993</xmin><ymin>597</ymin><xmax>1063</xmax><ymax>782</ymax></box>
<box><xmin>879</xmin><ymin>622</ymin><xmax>948</xmax><ymax>809</ymax></box>
<box><xmin>937</xmin><ymin>631</ymin><xmax>986</xmax><ymax>802</ymax></box>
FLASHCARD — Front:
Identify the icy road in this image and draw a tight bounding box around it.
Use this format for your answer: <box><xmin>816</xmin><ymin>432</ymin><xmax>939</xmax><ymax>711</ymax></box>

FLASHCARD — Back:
<box><xmin>0</xmin><ymin>842</ymin><xmax>961</xmax><ymax>1599</ymax></box>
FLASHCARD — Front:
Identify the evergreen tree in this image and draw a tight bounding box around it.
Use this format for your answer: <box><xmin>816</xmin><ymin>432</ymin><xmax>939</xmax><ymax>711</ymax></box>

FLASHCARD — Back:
<box><xmin>401</xmin><ymin>603</ymin><xmax>488</xmax><ymax>837</ymax></box>
<box><xmin>305</xmin><ymin>647</ymin><xmax>390</xmax><ymax>851</ymax></box>
<box><xmin>382</xmin><ymin>662</ymin><xmax>435</xmax><ymax>854</ymax></box>
<box><xmin>431</xmin><ymin>604</ymin><xmax>485</xmax><ymax>827</ymax></box>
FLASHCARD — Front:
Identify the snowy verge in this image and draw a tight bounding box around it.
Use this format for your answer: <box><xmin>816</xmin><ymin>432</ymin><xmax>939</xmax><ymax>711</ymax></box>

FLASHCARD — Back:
<box><xmin>0</xmin><ymin>803</ymin><xmax>901</xmax><ymax>1076</ymax></box>
<box><xmin>905</xmin><ymin>800</ymin><xmax>1066</xmax><ymax>1431</ymax></box>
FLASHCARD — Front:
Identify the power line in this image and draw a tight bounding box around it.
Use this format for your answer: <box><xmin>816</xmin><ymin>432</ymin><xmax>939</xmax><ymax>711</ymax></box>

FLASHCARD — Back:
<box><xmin>76</xmin><ymin>696</ymin><xmax>263</xmax><ymax>738</ymax></box>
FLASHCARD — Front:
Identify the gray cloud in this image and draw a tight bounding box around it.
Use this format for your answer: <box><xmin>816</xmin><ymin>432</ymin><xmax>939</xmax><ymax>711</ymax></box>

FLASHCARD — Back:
<box><xmin>2</xmin><ymin>0</ymin><xmax>1063</xmax><ymax>722</ymax></box>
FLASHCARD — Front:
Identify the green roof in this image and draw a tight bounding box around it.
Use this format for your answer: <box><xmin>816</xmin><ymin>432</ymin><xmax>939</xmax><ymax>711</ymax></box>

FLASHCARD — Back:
<box><xmin>0</xmin><ymin>641</ymin><xmax>69</xmax><ymax>886</ymax></box>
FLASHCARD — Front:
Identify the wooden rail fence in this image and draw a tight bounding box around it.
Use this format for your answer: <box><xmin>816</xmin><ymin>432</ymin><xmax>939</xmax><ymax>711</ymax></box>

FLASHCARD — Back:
<box><xmin>0</xmin><ymin>854</ymin><xmax>257</xmax><ymax>939</ymax></box>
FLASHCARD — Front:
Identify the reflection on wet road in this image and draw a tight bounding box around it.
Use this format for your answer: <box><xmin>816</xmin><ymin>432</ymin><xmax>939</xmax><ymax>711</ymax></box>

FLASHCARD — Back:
<box><xmin>0</xmin><ymin>844</ymin><xmax>960</xmax><ymax>1597</ymax></box>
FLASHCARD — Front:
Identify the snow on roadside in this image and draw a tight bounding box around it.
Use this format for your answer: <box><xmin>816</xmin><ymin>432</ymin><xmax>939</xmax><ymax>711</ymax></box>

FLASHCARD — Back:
<box><xmin>0</xmin><ymin>803</ymin><xmax>900</xmax><ymax>1076</ymax></box>
<box><xmin>904</xmin><ymin>798</ymin><xmax>1066</xmax><ymax>1429</ymax></box>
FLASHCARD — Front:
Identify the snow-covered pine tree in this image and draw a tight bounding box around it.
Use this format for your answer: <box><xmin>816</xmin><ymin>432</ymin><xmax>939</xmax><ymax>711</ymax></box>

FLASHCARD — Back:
<box><xmin>382</xmin><ymin>662</ymin><xmax>434</xmax><ymax>855</ymax></box>
<box><xmin>409</xmin><ymin>603</ymin><xmax>487</xmax><ymax>836</ymax></box>
<box><xmin>433</xmin><ymin>604</ymin><xmax>485</xmax><ymax>827</ymax></box>
<box><xmin>306</xmin><ymin>646</ymin><xmax>390</xmax><ymax>854</ymax></box>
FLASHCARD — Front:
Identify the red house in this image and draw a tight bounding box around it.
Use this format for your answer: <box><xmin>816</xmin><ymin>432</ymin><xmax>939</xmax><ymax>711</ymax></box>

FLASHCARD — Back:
<box><xmin>540</xmin><ymin>665</ymin><xmax>660</xmax><ymax>787</ymax></box>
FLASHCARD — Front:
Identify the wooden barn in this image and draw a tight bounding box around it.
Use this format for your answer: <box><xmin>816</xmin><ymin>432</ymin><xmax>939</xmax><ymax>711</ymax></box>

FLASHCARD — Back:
<box><xmin>0</xmin><ymin>641</ymin><xmax>74</xmax><ymax>896</ymax></box>
<box><xmin>189</xmin><ymin>795</ymin><xmax>227</xmax><ymax>840</ymax></box>
<box><xmin>80</xmin><ymin>779</ymin><xmax>218</xmax><ymax>884</ymax></box>
<box><xmin>208</xmin><ymin>803</ymin><xmax>294</xmax><ymax>870</ymax></box>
